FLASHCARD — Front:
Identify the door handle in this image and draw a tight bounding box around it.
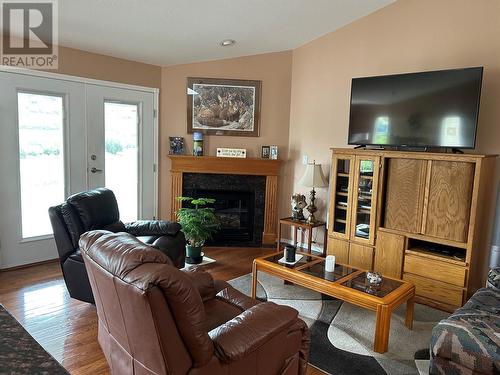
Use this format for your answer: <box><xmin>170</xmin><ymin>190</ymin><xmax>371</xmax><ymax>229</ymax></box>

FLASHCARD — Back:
<box><xmin>90</xmin><ymin>167</ymin><xmax>103</xmax><ymax>173</ymax></box>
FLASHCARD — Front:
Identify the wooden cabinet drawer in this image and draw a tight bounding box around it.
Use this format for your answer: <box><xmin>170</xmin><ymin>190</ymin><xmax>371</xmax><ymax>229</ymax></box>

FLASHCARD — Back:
<box><xmin>403</xmin><ymin>273</ymin><xmax>463</xmax><ymax>307</ymax></box>
<box><xmin>327</xmin><ymin>237</ymin><xmax>349</xmax><ymax>264</ymax></box>
<box><xmin>404</xmin><ymin>254</ymin><xmax>466</xmax><ymax>287</ymax></box>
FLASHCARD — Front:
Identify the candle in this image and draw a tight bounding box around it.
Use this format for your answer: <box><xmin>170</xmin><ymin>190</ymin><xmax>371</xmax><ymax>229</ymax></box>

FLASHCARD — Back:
<box><xmin>325</xmin><ymin>255</ymin><xmax>335</xmax><ymax>272</ymax></box>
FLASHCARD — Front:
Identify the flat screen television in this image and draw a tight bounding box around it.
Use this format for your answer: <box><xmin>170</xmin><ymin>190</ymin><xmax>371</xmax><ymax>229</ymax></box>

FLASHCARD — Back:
<box><xmin>348</xmin><ymin>67</ymin><xmax>483</xmax><ymax>149</ymax></box>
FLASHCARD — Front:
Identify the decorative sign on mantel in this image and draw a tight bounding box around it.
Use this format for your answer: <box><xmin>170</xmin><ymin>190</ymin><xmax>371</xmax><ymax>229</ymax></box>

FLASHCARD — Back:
<box><xmin>216</xmin><ymin>148</ymin><xmax>247</xmax><ymax>158</ymax></box>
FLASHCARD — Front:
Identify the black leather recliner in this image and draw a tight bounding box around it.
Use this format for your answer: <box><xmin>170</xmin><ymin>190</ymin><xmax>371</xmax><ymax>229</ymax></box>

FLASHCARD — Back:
<box><xmin>48</xmin><ymin>188</ymin><xmax>186</xmax><ymax>303</ymax></box>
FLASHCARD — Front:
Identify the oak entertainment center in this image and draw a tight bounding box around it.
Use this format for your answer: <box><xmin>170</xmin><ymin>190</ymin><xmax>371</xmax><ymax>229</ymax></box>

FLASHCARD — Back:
<box><xmin>327</xmin><ymin>148</ymin><xmax>497</xmax><ymax>312</ymax></box>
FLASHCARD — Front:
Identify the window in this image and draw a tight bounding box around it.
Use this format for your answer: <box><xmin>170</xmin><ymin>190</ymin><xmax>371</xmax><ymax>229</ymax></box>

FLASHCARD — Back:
<box><xmin>104</xmin><ymin>101</ymin><xmax>139</xmax><ymax>222</ymax></box>
<box><xmin>373</xmin><ymin>116</ymin><xmax>389</xmax><ymax>145</ymax></box>
<box><xmin>18</xmin><ymin>92</ymin><xmax>65</xmax><ymax>238</ymax></box>
<box><xmin>441</xmin><ymin>116</ymin><xmax>462</xmax><ymax>146</ymax></box>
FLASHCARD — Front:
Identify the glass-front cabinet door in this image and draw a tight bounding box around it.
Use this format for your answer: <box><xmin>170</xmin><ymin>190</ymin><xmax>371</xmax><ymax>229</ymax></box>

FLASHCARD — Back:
<box><xmin>328</xmin><ymin>155</ymin><xmax>354</xmax><ymax>240</ymax></box>
<box><xmin>350</xmin><ymin>156</ymin><xmax>380</xmax><ymax>245</ymax></box>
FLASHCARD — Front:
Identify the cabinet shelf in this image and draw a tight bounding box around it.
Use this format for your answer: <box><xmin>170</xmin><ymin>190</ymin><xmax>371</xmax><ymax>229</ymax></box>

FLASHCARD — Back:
<box><xmin>337</xmin><ymin>192</ymin><xmax>348</xmax><ymax>197</ymax></box>
<box><xmin>379</xmin><ymin>227</ymin><xmax>468</xmax><ymax>249</ymax></box>
<box><xmin>358</xmin><ymin>190</ymin><xmax>372</xmax><ymax>196</ymax></box>
<box><xmin>359</xmin><ymin>175</ymin><xmax>373</xmax><ymax>180</ymax></box>
<box><xmin>336</xmin><ymin>205</ymin><xmax>348</xmax><ymax>211</ymax></box>
<box><xmin>357</xmin><ymin>199</ymin><xmax>372</xmax><ymax>206</ymax></box>
<box><xmin>335</xmin><ymin>219</ymin><xmax>347</xmax><ymax>224</ymax></box>
<box><xmin>405</xmin><ymin>248</ymin><xmax>466</xmax><ymax>266</ymax></box>
<box><xmin>337</xmin><ymin>173</ymin><xmax>349</xmax><ymax>177</ymax></box>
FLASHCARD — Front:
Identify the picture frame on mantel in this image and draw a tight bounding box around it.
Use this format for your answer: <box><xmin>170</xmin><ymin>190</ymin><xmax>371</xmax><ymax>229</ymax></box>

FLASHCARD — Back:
<box><xmin>187</xmin><ymin>77</ymin><xmax>262</xmax><ymax>137</ymax></box>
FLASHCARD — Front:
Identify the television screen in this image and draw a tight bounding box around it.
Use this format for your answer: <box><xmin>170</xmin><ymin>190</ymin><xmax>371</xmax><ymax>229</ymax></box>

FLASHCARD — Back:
<box><xmin>348</xmin><ymin>67</ymin><xmax>483</xmax><ymax>149</ymax></box>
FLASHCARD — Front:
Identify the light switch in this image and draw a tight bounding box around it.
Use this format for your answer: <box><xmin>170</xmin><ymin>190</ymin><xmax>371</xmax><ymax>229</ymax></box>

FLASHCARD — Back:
<box><xmin>302</xmin><ymin>155</ymin><xmax>309</xmax><ymax>165</ymax></box>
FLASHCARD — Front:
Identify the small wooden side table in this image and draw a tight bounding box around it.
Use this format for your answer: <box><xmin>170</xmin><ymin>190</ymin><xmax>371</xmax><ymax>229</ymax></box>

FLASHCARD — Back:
<box><xmin>277</xmin><ymin>217</ymin><xmax>327</xmax><ymax>255</ymax></box>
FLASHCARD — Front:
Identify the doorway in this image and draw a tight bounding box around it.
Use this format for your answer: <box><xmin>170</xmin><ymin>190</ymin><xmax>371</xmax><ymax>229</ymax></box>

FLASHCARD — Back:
<box><xmin>0</xmin><ymin>70</ymin><xmax>158</xmax><ymax>268</ymax></box>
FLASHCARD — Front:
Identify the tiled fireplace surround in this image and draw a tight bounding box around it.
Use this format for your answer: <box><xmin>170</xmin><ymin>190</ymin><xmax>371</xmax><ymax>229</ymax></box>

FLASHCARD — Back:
<box><xmin>182</xmin><ymin>173</ymin><xmax>266</xmax><ymax>246</ymax></box>
<box><xmin>168</xmin><ymin>156</ymin><xmax>282</xmax><ymax>246</ymax></box>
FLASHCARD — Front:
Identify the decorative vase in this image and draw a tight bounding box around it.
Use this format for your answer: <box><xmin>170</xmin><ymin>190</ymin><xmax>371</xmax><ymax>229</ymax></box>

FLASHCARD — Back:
<box><xmin>366</xmin><ymin>271</ymin><xmax>382</xmax><ymax>286</ymax></box>
<box><xmin>185</xmin><ymin>244</ymin><xmax>204</xmax><ymax>264</ymax></box>
<box><xmin>193</xmin><ymin>132</ymin><xmax>203</xmax><ymax>156</ymax></box>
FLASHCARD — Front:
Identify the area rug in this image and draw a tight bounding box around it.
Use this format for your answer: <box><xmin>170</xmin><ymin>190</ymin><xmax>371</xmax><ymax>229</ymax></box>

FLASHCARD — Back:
<box><xmin>0</xmin><ymin>304</ymin><xmax>68</xmax><ymax>374</ymax></box>
<box><xmin>228</xmin><ymin>273</ymin><xmax>448</xmax><ymax>375</ymax></box>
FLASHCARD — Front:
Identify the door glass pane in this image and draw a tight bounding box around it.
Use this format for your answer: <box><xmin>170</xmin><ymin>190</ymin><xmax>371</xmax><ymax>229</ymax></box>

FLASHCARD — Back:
<box><xmin>333</xmin><ymin>159</ymin><xmax>350</xmax><ymax>234</ymax></box>
<box><xmin>104</xmin><ymin>102</ymin><xmax>139</xmax><ymax>222</ymax></box>
<box><xmin>18</xmin><ymin>92</ymin><xmax>65</xmax><ymax>238</ymax></box>
<box><xmin>354</xmin><ymin>159</ymin><xmax>374</xmax><ymax>239</ymax></box>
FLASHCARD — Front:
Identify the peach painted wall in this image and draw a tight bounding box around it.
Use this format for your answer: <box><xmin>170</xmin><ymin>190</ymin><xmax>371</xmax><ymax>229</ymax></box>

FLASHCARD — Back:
<box><xmin>54</xmin><ymin>45</ymin><xmax>161</xmax><ymax>87</ymax></box>
<box><xmin>0</xmin><ymin>32</ymin><xmax>161</xmax><ymax>88</ymax></box>
<box><xmin>288</xmin><ymin>0</ymin><xmax>500</xmax><ymax>266</ymax></box>
<box><xmin>159</xmin><ymin>51</ymin><xmax>293</xmax><ymax>219</ymax></box>
<box><xmin>0</xmin><ymin>36</ymin><xmax>162</xmax><ymax>87</ymax></box>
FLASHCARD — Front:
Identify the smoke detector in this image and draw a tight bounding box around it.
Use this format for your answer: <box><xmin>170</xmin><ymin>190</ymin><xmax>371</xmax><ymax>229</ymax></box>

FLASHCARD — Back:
<box><xmin>220</xmin><ymin>39</ymin><xmax>236</xmax><ymax>47</ymax></box>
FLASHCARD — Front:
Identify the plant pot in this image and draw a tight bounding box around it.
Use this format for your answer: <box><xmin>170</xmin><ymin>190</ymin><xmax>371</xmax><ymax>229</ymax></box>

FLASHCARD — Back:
<box><xmin>185</xmin><ymin>245</ymin><xmax>203</xmax><ymax>265</ymax></box>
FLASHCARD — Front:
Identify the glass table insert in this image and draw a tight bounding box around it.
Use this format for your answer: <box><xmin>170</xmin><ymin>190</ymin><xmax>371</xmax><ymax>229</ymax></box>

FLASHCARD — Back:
<box><xmin>298</xmin><ymin>261</ymin><xmax>357</xmax><ymax>282</ymax></box>
<box><xmin>341</xmin><ymin>271</ymin><xmax>404</xmax><ymax>298</ymax></box>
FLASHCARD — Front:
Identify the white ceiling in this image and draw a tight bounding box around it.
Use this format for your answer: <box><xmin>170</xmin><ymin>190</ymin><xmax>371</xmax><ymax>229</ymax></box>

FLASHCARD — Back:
<box><xmin>59</xmin><ymin>0</ymin><xmax>394</xmax><ymax>66</ymax></box>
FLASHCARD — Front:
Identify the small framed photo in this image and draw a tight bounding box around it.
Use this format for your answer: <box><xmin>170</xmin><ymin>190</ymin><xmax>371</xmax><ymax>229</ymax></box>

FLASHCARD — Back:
<box><xmin>169</xmin><ymin>137</ymin><xmax>185</xmax><ymax>155</ymax></box>
<box><xmin>261</xmin><ymin>145</ymin><xmax>270</xmax><ymax>159</ymax></box>
<box><xmin>270</xmin><ymin>145</ymin><xmax>279</xmax><ymax>160</ymax></box>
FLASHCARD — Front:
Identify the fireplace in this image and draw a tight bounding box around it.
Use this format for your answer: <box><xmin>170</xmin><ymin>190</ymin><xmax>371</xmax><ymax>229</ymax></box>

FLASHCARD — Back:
<box><xmin>182</xmin><ymin>173</ymin><xmax>266</xmax><ymax>246</ymax></box>
<box><xmin>169</xmin><ymin>155</ymin><xmax>281</xmax><ymax>245</ymax></box>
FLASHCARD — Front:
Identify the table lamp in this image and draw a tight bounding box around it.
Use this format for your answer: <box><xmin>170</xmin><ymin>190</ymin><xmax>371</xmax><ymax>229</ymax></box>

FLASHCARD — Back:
<box><xmin>299</xmin><ymin>161</ymin><xmax>328</xmax><ymax>224</ymax></box>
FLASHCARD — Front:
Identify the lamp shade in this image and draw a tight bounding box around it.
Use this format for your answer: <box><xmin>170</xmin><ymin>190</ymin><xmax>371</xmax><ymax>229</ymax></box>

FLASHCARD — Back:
<box><xmin>299</xmin><ymin>163</ymin><xmax>328</xmax><ymax>188</ymax></box>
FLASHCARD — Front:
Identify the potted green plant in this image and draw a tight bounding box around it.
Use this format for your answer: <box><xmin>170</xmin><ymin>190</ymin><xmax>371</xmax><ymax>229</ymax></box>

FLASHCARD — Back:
<box><xmin>176</xmin><ymin>196</ymin><xmax>220</xmax><ymax>264</ymax></box>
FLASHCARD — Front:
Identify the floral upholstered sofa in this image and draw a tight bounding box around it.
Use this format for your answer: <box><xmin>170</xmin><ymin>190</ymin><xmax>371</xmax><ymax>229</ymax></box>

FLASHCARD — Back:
<box><xmin>429</xmin><ymin>269</ymin><xmax>500</xmax><ymax>374</ymax></box>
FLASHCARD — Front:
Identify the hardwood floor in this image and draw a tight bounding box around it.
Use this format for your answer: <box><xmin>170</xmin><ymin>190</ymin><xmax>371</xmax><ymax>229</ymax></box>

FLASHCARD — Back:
<box><xmin>0</xmin><ymin>247</ymin><xmax>325</xmax><ymax>375</ymax></box>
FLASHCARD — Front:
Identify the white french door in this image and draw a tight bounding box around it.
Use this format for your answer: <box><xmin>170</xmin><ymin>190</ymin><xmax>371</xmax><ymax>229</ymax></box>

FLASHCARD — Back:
<box><xmin>0</xmin><ymin>72</ymin><xmax>86</xmax><ymax>268</ymax></box>
<box><xmin>86</xmin><ymin>85</ymin><xmax>156</xmax><ymax>222</ymax></box>
<box><xmin>0</xmin><ymin>70</ymin><xmax>157</xmax><ymax>268</ymax></box>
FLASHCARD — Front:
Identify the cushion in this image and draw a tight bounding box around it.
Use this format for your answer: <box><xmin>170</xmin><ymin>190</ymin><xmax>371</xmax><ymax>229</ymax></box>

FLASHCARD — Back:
<box><xmin>125</xmin><ymin>220</ymin><xmax>181</xmax><ymax>236</ymax></box>
<box><xmin>66</xmin><ymin>188</ymin><xmax>120</xmax><ymax>231</ymax></box>
<box><xmin>79</xmin><ymin>231</ymin><xmax>170</xmax><ymax>278</ymax></box>
<box><xmin>487</xmin><ymin>268</ymin><xmax>500</xmax><ymax>291</ymax></box>
<box><xmin>430</xmin><ymin>288</ymin><xmax>500</xmax><ymax>374</ymax></box>
<box><xmin>102</xmin><ymin>221</ymin><xmax>126</xmax><ymax>233</ymax></box>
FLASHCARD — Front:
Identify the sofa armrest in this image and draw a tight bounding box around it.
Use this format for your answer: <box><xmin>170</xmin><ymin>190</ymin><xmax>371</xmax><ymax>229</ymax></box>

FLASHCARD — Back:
<box><xmin>182</xmin><ymin>268</ymin><xmax>216</xmax><ymax>301</ymax></box>
<box><xmin>208</xmin><ymin>302</ymin><xmax>299</xmax><ymax>363</ymax></box>
<box><xmin>125</xmin><ymin>220</ymin><xmax>181</xmax><ymax>236</ymax></box>
<box><xmin>215</xmin><ymin>283</ymin><xmax>260</xmax><ymax>311</ymax></box>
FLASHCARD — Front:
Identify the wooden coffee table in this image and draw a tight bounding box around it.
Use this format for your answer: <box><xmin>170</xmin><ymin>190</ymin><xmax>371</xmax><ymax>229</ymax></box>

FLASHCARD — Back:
<box><xmin>252</xmin><ymin>251</ymin><xmax>415</xmax><ymax>353</ymax></box>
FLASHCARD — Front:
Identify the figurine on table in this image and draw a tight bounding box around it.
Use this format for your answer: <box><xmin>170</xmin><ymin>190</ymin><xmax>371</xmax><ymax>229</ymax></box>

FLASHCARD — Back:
<box><xmin>291</xmin><ymin>193</ymin><xmax>307</xmax><ymax>221</ymax></box>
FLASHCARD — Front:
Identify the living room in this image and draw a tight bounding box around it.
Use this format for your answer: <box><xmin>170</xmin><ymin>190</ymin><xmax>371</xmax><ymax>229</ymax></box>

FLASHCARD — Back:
<box><xmin>0</xmin><ymin>0</ymin><xmax>499</xmax><ymax>374</ymax></box>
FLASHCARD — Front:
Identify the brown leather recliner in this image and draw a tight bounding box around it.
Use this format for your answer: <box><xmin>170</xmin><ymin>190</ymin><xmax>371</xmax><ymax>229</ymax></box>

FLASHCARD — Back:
<box><xmin>79</xmin><ymin>231</ymin><xmax>310</xmax><ymax>375</ymax></box>
<box><xmin>49</xmin><ymin>188</ymin><xmax>186</xmax><ymax>304</ymax></box>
